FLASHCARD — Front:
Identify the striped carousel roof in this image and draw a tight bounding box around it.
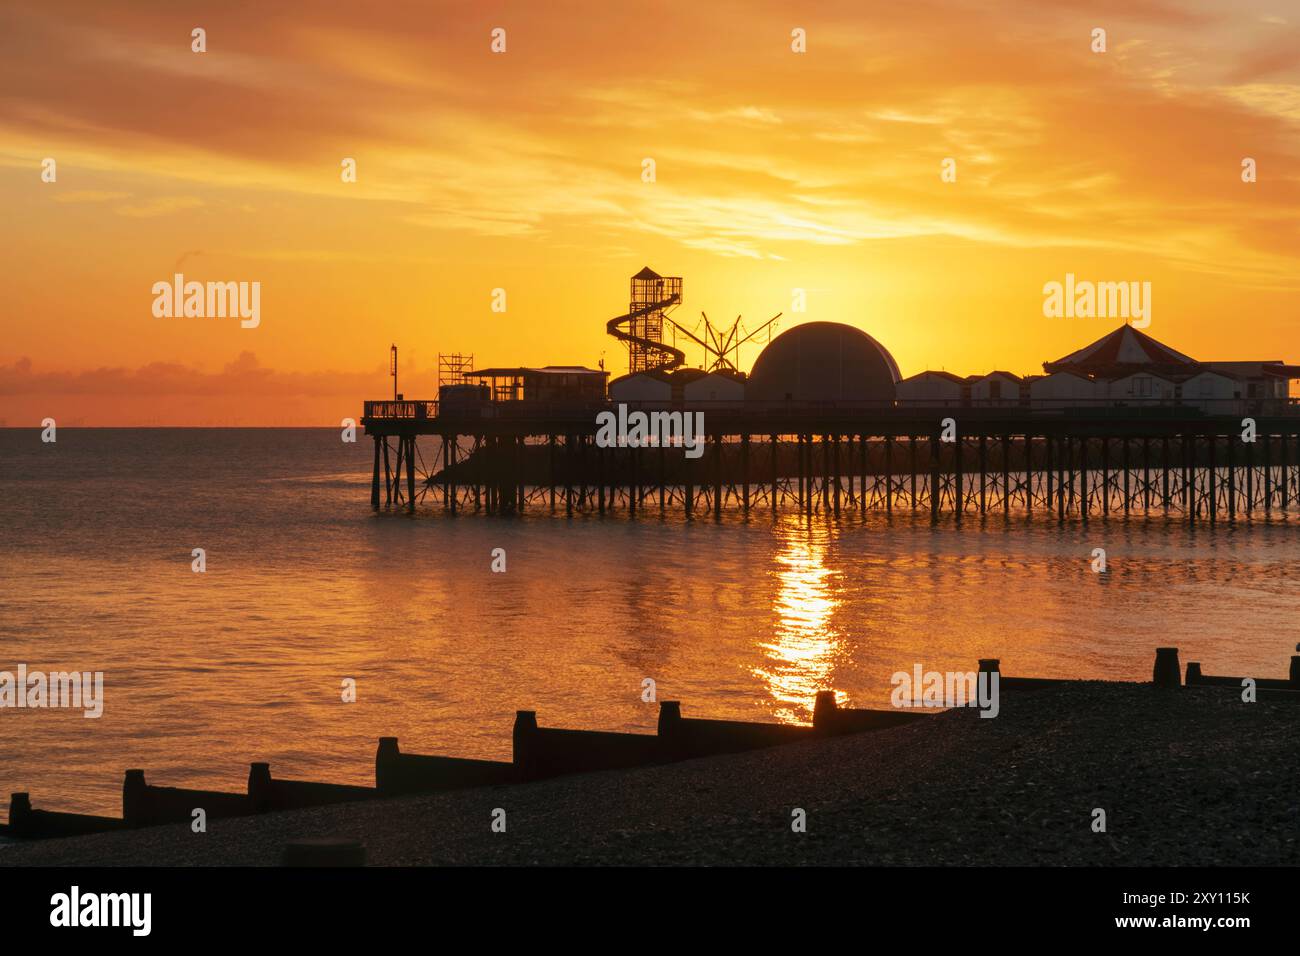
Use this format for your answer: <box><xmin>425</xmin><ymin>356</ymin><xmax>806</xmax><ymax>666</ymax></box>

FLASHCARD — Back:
<box><xmin>1044</xmin><ymin>325</ymin><xmax>1197</xmax><ymax>374</ymax></box>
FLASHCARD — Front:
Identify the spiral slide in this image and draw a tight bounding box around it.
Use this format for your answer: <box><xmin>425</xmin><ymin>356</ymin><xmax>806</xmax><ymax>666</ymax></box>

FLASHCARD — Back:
<box><xmin>605</xmin><ymin>295</ymin><xmax>686</xmax><ymax>372</ymax></box>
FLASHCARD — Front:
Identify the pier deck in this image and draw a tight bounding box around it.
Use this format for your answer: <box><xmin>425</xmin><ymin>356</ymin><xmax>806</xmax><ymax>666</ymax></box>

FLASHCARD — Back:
<box><xmin>359</xmin><ymin>399</ymin><xmax>1300</xmax><ymax>520</ymax></box>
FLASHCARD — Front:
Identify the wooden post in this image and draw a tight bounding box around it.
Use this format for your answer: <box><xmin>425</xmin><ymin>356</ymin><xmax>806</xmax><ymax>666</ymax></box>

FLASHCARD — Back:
<box><xmin>370</xmin><ymin>436</ymin><xmax>381</xmax><ymax>510</ymax></box>
<box><xmin>978</xmin><ymin>434</ymin><xmax>987</xmax><ymax>515</ymax></box>
<box><xmin>1153</xmin><ymin>647</ymin><xmax>1181</xmax><ymax>688</ymax></box>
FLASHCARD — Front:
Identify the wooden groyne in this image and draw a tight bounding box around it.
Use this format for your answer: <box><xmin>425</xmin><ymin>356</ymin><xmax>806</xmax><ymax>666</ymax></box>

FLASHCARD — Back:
<box><xmin>1181</xmin><ymin>647</ymin><xmax>1300</xmax><ymax>703</ymax></box>
<box><xmin>123</xmin><ymin>769</ymin><xmax>248</xmax><ymax>826</ymax></box>
<box><xmin>375</xmin><ymin>737</ymin><xmax>515</xmax><ymax>796</ymax></box>
<box><xmin>3</xmin><ymin>793</ymin><xmax>125</xmax><ymax>840</ymax></box>
<box><xmin>4</xmin><ymin>647</ymin><xmax>1296</xmax><ymax>841</ymax></box>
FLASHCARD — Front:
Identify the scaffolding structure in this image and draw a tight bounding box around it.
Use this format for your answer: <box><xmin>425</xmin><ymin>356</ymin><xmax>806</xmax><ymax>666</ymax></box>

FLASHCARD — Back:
<box><xmin>438</xmin><ymin>353</ymin><xmax>475</xmax><ymax>388</ymax></box>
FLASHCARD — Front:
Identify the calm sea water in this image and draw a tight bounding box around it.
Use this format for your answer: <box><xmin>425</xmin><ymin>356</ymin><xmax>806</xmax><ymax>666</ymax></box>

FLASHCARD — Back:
<box><xmin>1</xmin><ymin>428</ymin><xmax>1297</xmax><ymax>817</ymax></box>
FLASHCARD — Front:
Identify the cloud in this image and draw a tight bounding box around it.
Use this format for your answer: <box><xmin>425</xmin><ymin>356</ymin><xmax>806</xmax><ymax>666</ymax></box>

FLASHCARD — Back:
<box><xmin>51</xmin><ymin>190</ymin><xmax>131</xmax><ymax>204</ymax></box>
<box><xmin>0</xmin><ymin>351</ymin><xmax>384</xmax><ymax>399</ymax></box>
<box><xmin>114</xmin><ymin>196</ymin><xmax>205</xmax><ymax>218</ymax></box>
<box><xmin>1</xmin><ymin>0</ymin><xmax>1298</xmax><ymax>283</ymax></box>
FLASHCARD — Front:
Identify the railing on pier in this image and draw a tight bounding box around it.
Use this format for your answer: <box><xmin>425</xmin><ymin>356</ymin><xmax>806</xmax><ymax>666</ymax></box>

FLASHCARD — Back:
<box><xmin>362</xmin><ymin>396</ymin><xmax>1299</xmax><ymax>425</ymax></box>
<box><xmin>363</xmin><ymin>400</ymin><xmax>438</xmax><ymax>420</ymax></box>
<box><xmin>358</xmin><ymin>393</ymin><xmax>1300</xmax><ymax>519</ymax></box>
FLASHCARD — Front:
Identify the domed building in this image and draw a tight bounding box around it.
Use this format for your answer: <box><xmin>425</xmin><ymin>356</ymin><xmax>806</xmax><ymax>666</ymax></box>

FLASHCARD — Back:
<box><xmin>747</xmin><ymin>321</ymin><xmax>900</xmax><ymax>402</ymax></box>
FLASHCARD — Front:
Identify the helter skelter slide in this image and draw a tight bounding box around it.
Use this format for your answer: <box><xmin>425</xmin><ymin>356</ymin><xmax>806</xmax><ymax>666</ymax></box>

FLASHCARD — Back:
<box><xmin>606</xmin><ymin>267</ymin><xmax>686</xmax><ymax>374</ymax></box>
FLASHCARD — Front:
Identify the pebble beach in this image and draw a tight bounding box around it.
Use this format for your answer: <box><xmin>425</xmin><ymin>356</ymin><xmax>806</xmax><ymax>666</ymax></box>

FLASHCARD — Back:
<box><xmin>2</xmin><ymin>682</ymin><xmax>1296</xmax><ymax>867</ymax></box>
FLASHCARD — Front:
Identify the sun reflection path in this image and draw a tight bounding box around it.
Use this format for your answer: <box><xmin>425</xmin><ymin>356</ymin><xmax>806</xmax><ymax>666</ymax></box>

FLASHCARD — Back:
<box><xmin>754</xmin><ymin>522</ymin><xmax>846</xmax><ymax>724</ymax></box>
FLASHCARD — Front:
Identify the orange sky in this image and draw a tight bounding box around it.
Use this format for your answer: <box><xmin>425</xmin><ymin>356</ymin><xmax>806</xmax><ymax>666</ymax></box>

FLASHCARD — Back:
<box><xmin>2</xmin><ymin>0</ymin><xmax>1299</xmax><ymax>425</ymax></box>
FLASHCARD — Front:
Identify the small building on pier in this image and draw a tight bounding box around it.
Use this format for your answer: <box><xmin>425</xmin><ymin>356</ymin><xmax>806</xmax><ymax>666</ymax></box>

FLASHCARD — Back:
<box><xmin>895</xmin><ymin>370</ymin><xmax>966</xmax><ymax>406</ymax></box>
<box><xmin>465</xmin><ymin>366</ymin><xmax>609</xmax><ymax>403</ymax></box>
<box><xmin>608</xmin><ymin>367</ymin><xmax>746</xmax><ymax>405</ymax></box>
<box><xmin>1202</xmin><ymin>362</ymin><xmax>1294</xmax><ymax>402</ymax></box>
<box><xmin>1179</xmin><ymin>369</ymin><xmax>1242</xmax><ymax>414</ymax></box>
<box><xmin>1029</xmin><ymin>370</ymin><xmax>1100</xmax><ymax>409</ymax></box>
<box><xmin>1039</xmin><ymin>324</ymin><xmax>1299</xmax><ymax>413</ymax></box>
<box><xmin>1106</xmin><ymin>370</ymin><xmax>1179</xmax><ymax>404</ymax></box>
<box><xmin>969</xmin><ymin>371</ymin><xmax>1023</xmax><ymax>407</ymax></box>
<box><xmin>680</xmin><ymin>368</ymin><xmax>746</xmax><ymax>405</ymax></box>
<box><xmin>609</xmin><ymin>369</ymin><xmax>673</xmax><ymax>403</ymax></box>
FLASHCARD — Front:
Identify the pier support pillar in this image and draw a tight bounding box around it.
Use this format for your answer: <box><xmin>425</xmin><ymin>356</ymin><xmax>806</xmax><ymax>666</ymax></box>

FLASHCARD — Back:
<box><xmin>770</xmin><ymin>434</ymin><xmax>779</xmax><ymax>514</ymax></box>
<box><xmin>405</xmin><ymin>436</ymin><xmax>416</xmax><ymax>513</ymax></box>
<box><xmin>741</xmin><ymin>434</ymin><xmax>750</xmax><ymax>513</ymax></box>
<box><xmin>885</xmin><ymin>435</ymin><xmax>893</xmax><ymax>515</ymax></box>
<box><xmin>978</xmin><ymin>434</ymin><xmax>987</xmax><ymax>515</ymax></box>
<box><xmin>713</xmin><ymin>433</ymin><xmax>723</xmax><ymax>521</ymax></box>
<box><xmin>929</xmin><ymin>430</ymin><xmax>941</xmax><ymax>523</ymax></box>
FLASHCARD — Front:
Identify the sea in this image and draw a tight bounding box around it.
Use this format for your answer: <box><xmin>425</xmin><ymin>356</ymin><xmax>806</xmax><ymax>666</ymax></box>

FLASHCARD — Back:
<box><xmin>1</xmin><ymin>428</ymin><xmax>1296</xmax><ymax>817</ymax></box>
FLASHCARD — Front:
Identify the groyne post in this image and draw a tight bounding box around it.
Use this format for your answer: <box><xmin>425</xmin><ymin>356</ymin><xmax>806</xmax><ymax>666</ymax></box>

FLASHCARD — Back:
<box><xmin>1153</xmin><ymin>647</ymin><xmax>1181</xmax><ymax>688</ymax></box>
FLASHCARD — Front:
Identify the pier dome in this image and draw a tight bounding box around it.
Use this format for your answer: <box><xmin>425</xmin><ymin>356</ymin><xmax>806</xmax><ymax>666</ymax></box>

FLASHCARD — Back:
<box><xmin>747</xmin><ymin>321</ymin><xmax>900</xmax><ymax>402</ymax></box>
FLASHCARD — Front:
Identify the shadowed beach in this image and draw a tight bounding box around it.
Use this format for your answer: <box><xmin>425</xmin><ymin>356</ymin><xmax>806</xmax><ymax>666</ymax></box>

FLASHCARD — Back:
<box><xmin>4</xmin><ymin>682</ymin><xmax>1295</xmax><ymax>867</ymax></box>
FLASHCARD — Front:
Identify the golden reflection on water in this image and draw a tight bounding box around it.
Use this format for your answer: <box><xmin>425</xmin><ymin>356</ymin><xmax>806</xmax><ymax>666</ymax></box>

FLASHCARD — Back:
<box><xmin>755</xmin><ymin>521</ymin><xmax>844</xmax><ymax>724</ymax></box>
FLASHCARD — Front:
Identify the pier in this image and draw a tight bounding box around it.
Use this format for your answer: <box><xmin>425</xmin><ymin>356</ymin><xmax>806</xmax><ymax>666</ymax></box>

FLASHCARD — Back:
<box><xmin>360</xmin><ymin>401</ymin><xmax>1300</xmax><ymax>521</ymax></box>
